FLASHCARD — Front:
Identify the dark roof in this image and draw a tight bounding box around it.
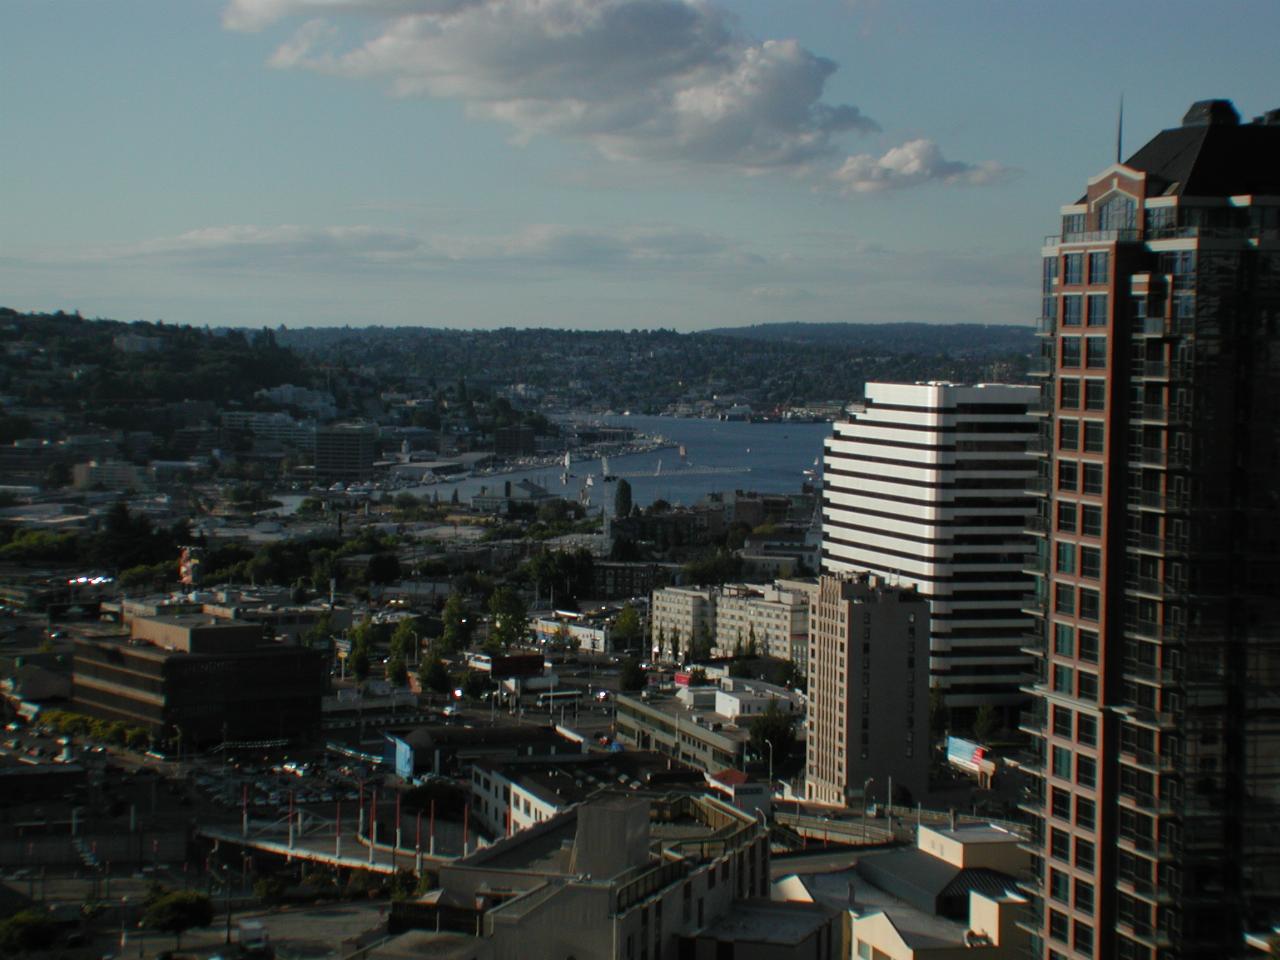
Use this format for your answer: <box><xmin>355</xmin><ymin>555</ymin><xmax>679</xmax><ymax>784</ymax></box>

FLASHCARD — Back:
<box><xmin>395</xmin><ymin>724</ymin><xmax>568</xmax><ymax>752</ymax></box>
<box><xmin>1122</xmin><ymin>100</ymin><xmax>1280</xmax><ymax>197</ymax></box>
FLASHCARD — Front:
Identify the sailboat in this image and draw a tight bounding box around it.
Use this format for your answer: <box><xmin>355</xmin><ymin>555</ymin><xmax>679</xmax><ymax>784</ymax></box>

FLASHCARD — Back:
<box><xmin>561</xmin><ymin>450</ymin><xmax>572</xmax><ymax>485</ymax></box>
<box><xmin>601</xmin><ymin>455</ymin><xmax>616</xmax><ymax>482</ymax></box>
<box><xmin>655</xmin><ymin>459</ymin><xmax>662</xmax><ymax>477</ymax></box>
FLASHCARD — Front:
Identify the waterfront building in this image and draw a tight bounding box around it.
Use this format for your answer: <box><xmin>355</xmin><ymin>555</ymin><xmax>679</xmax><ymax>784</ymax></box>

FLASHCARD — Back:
<box><xmin>1020</xmin><ymin>100</ymin><xmax>1280</xmax><ymax>959</ymax></box>
<box><xmin>314</xmin><ymin>421</ymin><xmax>377</xmax><ymax>482</ymax></box>
<box><xmin>822</xmin><ymin>381</ymin><xmax>1038</xmax><ymax>724</ymax></box>
<box><xmin>804</xmin><ymin>572</ymin><xmax>930</xmax><ymax>805</ymax></box>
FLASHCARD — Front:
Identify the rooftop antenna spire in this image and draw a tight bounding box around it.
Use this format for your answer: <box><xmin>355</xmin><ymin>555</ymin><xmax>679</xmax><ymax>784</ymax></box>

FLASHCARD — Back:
<box><xmin>1116</xmin><ymin>93</ymin><xmax>1125</xmax><ymax>164</ymax></box>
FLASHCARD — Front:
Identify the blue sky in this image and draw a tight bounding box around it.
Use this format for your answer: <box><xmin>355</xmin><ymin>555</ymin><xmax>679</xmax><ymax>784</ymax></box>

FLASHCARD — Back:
<box><xmin>3</xmin><ymin>0</ymin><xmax>1277</xmax><ymax>331</ymax></box>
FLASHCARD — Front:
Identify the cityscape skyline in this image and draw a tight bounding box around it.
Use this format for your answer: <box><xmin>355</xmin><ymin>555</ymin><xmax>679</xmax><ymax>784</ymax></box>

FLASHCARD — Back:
<box><xmin>3</xmin><ymin>1</ymin><xmax>1278</xmax><ymax>331</ymax></box>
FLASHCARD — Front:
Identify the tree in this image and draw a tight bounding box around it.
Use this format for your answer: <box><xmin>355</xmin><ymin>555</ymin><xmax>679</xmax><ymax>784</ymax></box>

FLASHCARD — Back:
<box><xmin>386</xmin><ymin>656</ymin><xmax>409</xmax><ymax>687</ymax></box>
<box><xmin>614</xmin><ymin>478</ymin><xmax>632</xmax><ymax>520</ymax></box>
<box><xmin>488</xmin><ymin>586</ymin><xmax>528</xmax><ymax>652</ymax></box>
<box><xmin>611</xmin><ymin>602</ymin><xmax>642</xmax><ymax>654</ymax></box>
<box><xmin>746</xmin><ymin>623</ymin><xmax>758</xmax><ymax>657</ymax></box>
<box><xmin>929</xmin><ymin>685</ymin><xmax>948</xmax><ymax>739</ymax></box>
<box><xmin>0</xmin><ymin>910</ymin><xmax>58</xmax><ymax>953</ymax></box>
<box><xmin>655</xmin><ymin>624</ymin><xmax>666</xmax><ymax>661</ymax></box>
<box><xmin>142</xmin><ymin>891</ymin><xmax>213</xmax><ymax>950</ymax></box>
<box><xmin>390</xmin><ymin>617</ymin><xmax>420</xmax><ymax>662</ymax></box>
<box><xmin>441</xmin><ymin>592</ymin><xmax>473</xmax><ymax>653</ymax></box>
<box><xmin>351</xmin><ymin>645</ymin><xmax>371</xmax><ymax>682</ymax></box>
<box><xmin>418</xmin><ymin>654</ymin><xmax>452</xmax><ymax>695</ymax></box>
<box><xmin>748</xmin><ymin>700</ymin><xmax>797</xmax><ymax>774</ymax></box>
<box><xmin>366</xmin><ymin>552</ymin><xmax>401</xmax><ymax>585</ymax></box>
<box><xmin>973</xmin><ymin>703</ymin><xmax>999</xmax><ymax>744</ymax></box>
<box><xmin>619</xmin><ymin>657</ymin><xmax>646</xmax><ymax>692</ymax></box>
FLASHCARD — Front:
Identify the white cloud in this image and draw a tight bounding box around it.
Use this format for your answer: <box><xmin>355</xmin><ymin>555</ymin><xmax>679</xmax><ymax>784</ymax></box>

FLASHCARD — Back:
<box><xmin>102</xmin><ymin>224</ymin><xmax>422</xmax><ymax>268</ymax></box>
<box><xmin>225</xmin><ymin>0</ymin><xmax>878</xmax><ymax>172</ymax></box>
<box><xmin>833</xmin><ymin>138</ymin><xmax>1015</xmax><ymax>193</ymax></box>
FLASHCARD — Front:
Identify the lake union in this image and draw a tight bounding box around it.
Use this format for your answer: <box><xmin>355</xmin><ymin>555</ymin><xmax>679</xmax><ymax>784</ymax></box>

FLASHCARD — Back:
<box><xmin>428</xmin><ymin>415</ymin><xmax>833</xmax><ymax>510</ymax></box>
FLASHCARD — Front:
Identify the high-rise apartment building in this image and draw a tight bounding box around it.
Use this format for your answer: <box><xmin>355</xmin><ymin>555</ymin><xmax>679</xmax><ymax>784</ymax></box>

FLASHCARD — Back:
<box><xmin>805</xmin><ymin>572</ymin><xmax>930</xmax><ymax>805</ymax></box>
<box><xmin>822</xmin><ymin>381</ymin><xmax>1038</xmax><ymax>723</ymax></box>
<box><xmin>1021</xmin><ymin>100</ymin><xmax>1280</xmax><ymax>960</ymax></box>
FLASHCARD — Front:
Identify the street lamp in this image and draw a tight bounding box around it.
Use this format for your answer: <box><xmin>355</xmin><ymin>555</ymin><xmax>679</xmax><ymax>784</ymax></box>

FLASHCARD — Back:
<box><xmin>861</xmin><ymin>777</ymin><xmax>875</xmax><ymax>842</ymax></box>
<box><xmin>764</xmin><ymin>739</ymin><xmax>774</xmax><ymax>792</ymax></box>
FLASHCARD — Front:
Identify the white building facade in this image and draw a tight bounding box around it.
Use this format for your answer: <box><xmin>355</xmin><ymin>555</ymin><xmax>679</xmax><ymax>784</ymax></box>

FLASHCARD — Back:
<box><xmin>821</xmin><ymin>382</ymin><xmax>1038</xmax><ymax>719</ymax></box>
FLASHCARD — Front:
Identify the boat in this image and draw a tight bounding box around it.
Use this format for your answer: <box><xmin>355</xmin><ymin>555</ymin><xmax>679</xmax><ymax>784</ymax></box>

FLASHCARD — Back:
<box><xmin>601</xmin><ymin>455</ymin><xmax>616</xmax><ymax>482</ymax></box>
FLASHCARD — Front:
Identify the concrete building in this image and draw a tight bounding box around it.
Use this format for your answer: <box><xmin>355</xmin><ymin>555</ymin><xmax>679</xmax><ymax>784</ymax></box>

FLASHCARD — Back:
<box><xmin>805</xmin><ymin>572</ymin><xmax>930</xmax><ymax>806</ymax></box>
<box><xmin>1021</xmin><ymin>100</ymin><xmax>1280</xmax><ymax>959</ymax></box>
<box><xmin>72</xmin><ymin>615</ymin><xmax>325</xmax><ymax>746</ymax></box>
<box><xmin>822</xmin><ymin>381</ymin><xmax>1038</xmax><ymax>723</ymax></box>
<box><xmin>650</xmin><ymin>585</ymin><xmax>717</xmax><ymax>660</ymax></box>
<box><xmin>713</xmin><ymin>580</ymin><xmax>814</xmax><ymax>668</ymax></box>
<box><xmin>422</xmin><ymin>791</ymin><xmax>809</xmax><ymax>960</ymax></box>
<box><xmin>314</xmin><ymin>421</ymin><xmax>377</xmax><ymax>482</ymax></box>
<box><xmin>470</xmin><ymin>479</ymin><xmax>556</xmax><ymax>516</ymax></box>
<box><xmin>777</xmin><ymin>822</ymin><xmax>1028</xmax><ymax>960</ymax></box>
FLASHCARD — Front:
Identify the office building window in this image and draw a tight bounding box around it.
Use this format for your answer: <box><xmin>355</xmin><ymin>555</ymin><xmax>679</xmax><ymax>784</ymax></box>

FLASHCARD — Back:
<box><xmin>1086</xmin><ymin>337</ymin><xmax>1108</xmax><ymax>368</ymax></box>
<box><xmin>1086</xmin><ymin>294</ymin><xmax>1108</xmax><ymax>326</ymax></box>
<box><xmin>1084</xmin><ymin>379</ymin><xmax>1106</xmax><ymax>410</ymax></box>
<box><xmin>1088</xmin><ymin>251</ymin><xmax>1109</xmax><ymax>284</ymax></box>
<box><xmin>1083</xmin><ymin>421</ymin><xmax>1105</xmax><ymax>453</ymax></box>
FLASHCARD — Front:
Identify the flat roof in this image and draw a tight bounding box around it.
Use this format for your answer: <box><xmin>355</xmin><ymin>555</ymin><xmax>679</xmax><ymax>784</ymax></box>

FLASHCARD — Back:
<box><xmin>699</xmin><ymin>899</ymin><xmax>837</xmax><ymax>945</ymax></box>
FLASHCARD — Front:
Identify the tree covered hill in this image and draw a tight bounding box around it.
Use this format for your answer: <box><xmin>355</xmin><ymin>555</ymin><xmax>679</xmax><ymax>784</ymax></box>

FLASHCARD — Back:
<box><xmin>699</xmin><ymin>322</ymin><xmax>1035</xmax><ymax>356</ymax></box>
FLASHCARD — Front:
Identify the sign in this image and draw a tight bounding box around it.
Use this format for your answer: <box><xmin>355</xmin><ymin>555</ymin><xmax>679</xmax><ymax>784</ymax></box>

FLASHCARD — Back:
<box><xmin>946</xmin><ymin>736</ymin><xmax>988</xmax><ymax>774</ymax></box>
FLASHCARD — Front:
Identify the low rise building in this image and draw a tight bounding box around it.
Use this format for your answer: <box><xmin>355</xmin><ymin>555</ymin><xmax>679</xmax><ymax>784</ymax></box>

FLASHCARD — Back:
<box><xmin>385</xmin><ymin>724</ymin><xmax>582</xmax><ymax>781</ymax></box>
<box><xmin>650</xmin><ymin>586</ymin><xmax>717</xmax><ymax>660</ymax></box>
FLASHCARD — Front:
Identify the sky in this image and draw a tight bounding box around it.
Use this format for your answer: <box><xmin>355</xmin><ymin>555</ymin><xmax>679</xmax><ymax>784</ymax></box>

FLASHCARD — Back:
<box><xmin>3</xmin><ymin>1</ymin><xmax>1277</xmax><ymax>332</ymax></box>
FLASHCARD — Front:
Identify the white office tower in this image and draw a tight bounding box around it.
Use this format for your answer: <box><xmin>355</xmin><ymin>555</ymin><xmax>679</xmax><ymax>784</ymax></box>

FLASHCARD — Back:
<box><xmin>821</xmin><ymin>382</ymin><xmax>1038</xmax><ymax>723</ymax></box>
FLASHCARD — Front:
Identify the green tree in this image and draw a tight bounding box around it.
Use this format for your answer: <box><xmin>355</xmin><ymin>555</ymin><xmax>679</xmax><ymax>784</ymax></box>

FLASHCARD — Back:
<box><xmin>351</xmin><ymin>645</ymin><xmax>371</xmax><ymax>682</ymax></box>
<box><xmin>418</xmin><ymin>654</ymin><xmax>452</xmax><ymax>694</ymax></box>
<box><xmin>0</xmin><ymin>910</ymin><xmax>58</xmax><ymax>953</ymax></box>
<box><xmin>746</xmin><ymin>623</ymin><xmax>758</xmax><ymax>657</ymax></box>
<box><xmin>748</xmin><ymin>700</ymin><xmax>797</xmax><ymax>774</ymax></box>
<box><xmin>386</xmin><ymin>656</ymin><xmax>409</xmax><ymax>687</ymax></box>
<box><xmin>389</xmin><ymin>617</ymin><xmax>420</xmax><ymax>662</ymax></box>
<box><xmin>611</xmin><ymin>602</ymin><xmax>642</xmax><ymax>655</ymax></box>
<box><xmin>973</xmin><ymin>703</ymin><xmax>999</xmax><ymax>744</ymax></box>
<box><xmin>614</xmin><ymin>478</ymin><xmax>632</xmax><ymax>520</ymax></box>
<box><xmin>441</xmin><ymin>592</ymin><xmax>473</xmax><ymax>653</ymax></box>
<box><xmin>929</xmin><ymin>685</ymin><xmax>949</xmax><ymax>739</ymax></box>
<box><xmin>366</xmin><ymin>551</ymin><xmax>401</xmax><ymax>585</ymax></box>
<box><xmin>487</xmin><ymin>586</ymin><xmax>528</xmax><ymax>652</ymax></box>
<box><xmin>655</xmin><ymin>624</ymin><xmax>666</xmax><ymax>661</ymax></box>
<box><xmin>142</xmin><ymin>891</ymin><xmax>213</xmax><ymax>950</ymax></box>
<box><xmin>619</xmin><ymin>657</ymin><xmax>646</xmax><ymax>692</ymax></box>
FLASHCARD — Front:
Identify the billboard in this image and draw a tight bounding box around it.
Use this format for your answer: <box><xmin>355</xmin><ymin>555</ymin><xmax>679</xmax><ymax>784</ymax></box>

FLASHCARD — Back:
<box><xmin>946</xmin><ymin>736</ymin><xmax>988</xmax><ymax>774</ymax></box>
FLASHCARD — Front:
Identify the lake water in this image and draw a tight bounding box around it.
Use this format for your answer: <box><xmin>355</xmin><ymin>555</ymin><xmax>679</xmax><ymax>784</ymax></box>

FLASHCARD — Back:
<box><xmin>413</xmin><ymin>415</ymin><xmax>833</xmax><ymax>510</ymax></box>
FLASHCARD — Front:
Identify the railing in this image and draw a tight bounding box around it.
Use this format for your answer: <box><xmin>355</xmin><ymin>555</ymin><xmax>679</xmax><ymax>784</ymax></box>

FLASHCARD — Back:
<box><xmin>1126</xmin><ymin>575</ymin><xmax>1168</xmax><ymax>598</ymax></box>
<box><xmin>1053</xmin><ymin>228</ymin><xmax>1142</xmax><ymax>244</ymax></box>
<box><xmin>1025</xmin><ymin>477</ymin><xmax>1052</xmax><ymax>494</ymax></box>
<box><xmin>1024</xmin><ymin>515</ymin><xmax>1049</xmax><ymax>534</ymax></box>
<box><xmin>1136</xmin><ymin>360</ymin><xmax>1168</xmax><ymax>378</ymax></box>
<box><xmin>1035</xmin><ymin>316</ymin><xmax>1056</xmax><ymax>335</ymax></box>
<box><xmin>1028</xmin><ymin>358</ymin><xmax>1053</xmax><ymax>376</ymax></box>
<box><xmin>1121</xmin><ymin>661</ymin><xmax>1184</xmax><ymax>686</ymax></box>
<box><xmin>1125</xmin><ymin>618</ymin><xmax>1187</xmax><ymax>645</ymax></box>
<box><xmin>1127</xmin><ymin>489</ymin><xmax>1190</xmax><ymax>512</ymax></box>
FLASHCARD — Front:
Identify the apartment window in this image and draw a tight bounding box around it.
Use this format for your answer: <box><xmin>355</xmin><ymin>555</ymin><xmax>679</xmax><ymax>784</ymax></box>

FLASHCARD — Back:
<box><xmin>1058</xmin><ymin>419</ymin><xmax>1079</xmax><ymax>450</ymax></box>
<box><xmin>1049</xmin><ymin>868</ymin><xmax>1070</xmax><ymax>902</ymax></box>
<box><xmin>1063</xmin><ymin>253</ymin><xmax>1084</xmax><ymax>284</ymax></box>
<box><xmin>1054</xmin><ymin>622</ymin><xmax>1075</xmax><ymax>656</ymax></box>
<box><xmin>1086</xmin><ymin>294</ymin><xmax>1108</xmax><ymax>326</ymax></box>
<box><xmin>1053</xmin><ymin>664</ymin><xmax>1074</xmax><ymax>694</ymax></box>
<box><xmin>1062</xmin><ymin>294</ymin><xmax>1082</xmax><ymax>326</ymax></box>
<box><xmin>1174</xmin><ymin>293</ymin><xmax>1194</xmax><ymax>319</ymax></box>
<box><xmin>1098</xmin><ymin>192</ymin><xmax>1137</xmax><ymax>231</ymax></box>
<box><xmin>1057</xmin><ymin>502</ymin><xmax>1077</xmax><ymax>532</ymax></box>
<box><xmin>1063</xmin><ymin>213</ymin><xmax>1085</xmax><ymax>236</ymax></box>
<box><xmin>1080</xmin><ymin>547</ymin><xmax>1100</xmax><ymax>578</ymax></box>
<box><xmin>1082</xmin><ymin>462</ymin><xmax>1104</xmax><ymax>495</ymax></box>
<box><xmin>1058</xmin><ymin>460</ymin><xmax>1078</xmax><ymax>491</ymax></box>
<box><xmin>1054</xmin><ymin>583</ymin><xmax>1075</xmax><ymax>616</ymax></box>
<box><xmin>1077</xmin><ymin>756</ymin><xmax>1097</xmax><ymax>789</ymax></box>
<box><xmin>1049</xmin><ymin>908</ymin><xmax>1069</xmax><ymax>943</ymax></box>
<box><xmin>1061</xmin><ymin>337</ymin><xmax>1082</xmax><ymax>368</ymax></box>
<box><xmin>1084</xmin><ymin>379</ymin><xmax>1106</xmax><ymax>410</ymax></box>
<box><xmin>1074</xmin><ymin>921</ymin><xmax>1095</xmax><ymax>957</ymax></box>
<box><xmin>1083</xmin><ymin>421</ymin><xmax>1105</xmax><ymax>453</ymax></box>
<box><xmin>1077</xmin><ymin>671</ymin><xmax>1098</xmax><ymax>702</ymax></box>
<box><xmin>1053</xmin><ymin>705</ymin><xmax>1073</xmax><ymax>738</ymax></box>
<box><xmin>1076</xmin><ymin>838</ymin><xmax>1096</xmax><ymax>870</ymax></box>
<box><xmin>1051</xmin><ymin>788</ymin><xmax>1071</xmax><ymax>821</ymax></box>
<box><xmin>1056</xmin><ymin>543</ymin><xmax>1076</xmax><ymax>575</ymax></box>
<box><xmin>1081</xmin><ymin>505</ymin><xmax>1103</xmax><ymax>537</ymax></box>
<box><xmin>1060</xmin><ymin>378</ymin><xmax>1080</xmax><ymax>408</ymax></box>
<box><xmin>1078</xmin><ymin>630</ymin><xmax>1099</xmax><ymax>664</ymax></box>
<box><xmin>1078</xmin><ymin>588</ymin><xmax>1100</xmax><ymax>622</ymax></box>
<box><xmin>1076</xmin><ymin>796</ymin><xmax>1096</xmax><ymax>830</ymax></box>
<box><xmin>1053</xmin><ymin>746</ymin><xmax>1072</xmax><ymax>780</ymax></box>
<box><xmin>1088</xmin><ymin>251</ymin><xmax>1110</xmax><ymax>284</ymax></box>
<box><xmin>1085</xmin><ymin>337</ymin><xmax>1108</xmax><ymax>369</ymax></box>
<box><xmin>1051</xmin><ymin>828</ymin><xmax>1071</xmax><ymax>863</ymax></box>
<box><xmin>1159</xmin><ymin>250</ymin><xmax>1195</xmax><ymax>277</ymax></box>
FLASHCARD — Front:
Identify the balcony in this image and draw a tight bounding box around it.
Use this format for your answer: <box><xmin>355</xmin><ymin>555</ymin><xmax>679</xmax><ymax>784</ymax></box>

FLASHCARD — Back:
<box><xmin>1126</xmin><ymin>532</ymin><xmax>1188</xmax><ymax>557</ymax></box>
<box><xmin>1028</xmin><ymin>357</ymin><xmax>1054</xmax><ymax>377</ymax></box>
<box><xmin>1127</xmin><ymin>489</ymin><xmax>1190</xmax><ymax>513</ymax></box>
<box><xmin>1121</xmin><ymin>660</ymin><xmax>1184</xmax><ymax>687</ymax></box>
<box><xmin>1126</xmin><ymin>575</ymin><xmax>1168</xmax><ymax>598</ymax></box>
<box><xmin>1136</xmin><ymin>360</ymin><xmax>1168</xmax><ymax>379</ymax></box>
<box><xmin>1024</xmin><ymin>515</ymin><xmax>1049</xmax><ymax>536</ymax></box>
<box><xmin>1130</xmin><ymin>446</ymin><xmax>1191</xmax><ymax>469</ymax></box>
<box><xmin>1035</xmin><ymin>316</ymin><xmax>1056</xmax><ymax>335</ymax></box>
<box><xmin>1119</xmin><ymin>744</ymin><xmax>1181</xmax><ymax>773</ymax></box>
<box><xmin>1026</xmin><ymin>476</ymin><xmax>1052</xmax><ymax>495</ymax></box>
<box><xmin>1060</xmin><ymin>228</ymin><xmax>1141</xmax><ymax>244</ymax></box>
<box><xmin>1125</xmin><ymin>618</ymin><xmax>1187</xmax><ymax>645</ymax></box>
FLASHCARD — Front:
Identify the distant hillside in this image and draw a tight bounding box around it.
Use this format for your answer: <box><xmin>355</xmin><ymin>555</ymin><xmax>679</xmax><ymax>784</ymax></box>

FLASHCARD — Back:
<box><xmin>698</xmin><ymin>322</ymin><xmax>1036</xmax><ymax>357</ymax></box>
